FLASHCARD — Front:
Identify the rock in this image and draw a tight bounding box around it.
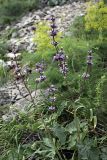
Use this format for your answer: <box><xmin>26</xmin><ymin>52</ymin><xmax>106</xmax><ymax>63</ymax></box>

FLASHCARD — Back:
<box><xmin>5</xmin><ymin>26</ymin><xmax>10</xmax><ymax>31</ymax></box>
<box><xmin>11</xmin><ymin>32</ymin><xmax>18</xmax><ymax>38</ymax></box>
<box><xmin>26</xmin><ymin>42</ymin><xmax>36</xmax><ymax>53</ymax></box>
<box><xmin>2</xmin><ymin>114</ymin><xmax>12</xmax><ymax>122</ymax></box>
<box><xmin>6</xmin><ymin>52</ymin><xmax>21</xmax><ymax>59</ymax></box>
<box><xmin>3</xmin><ymin>1</ymin><xmax>86</xmax><ymax>56</ymax></box>
<box><xmin>2</xmin><ymin>112</ymin><xmax>17</xmax><ymax>121</ymax></box>
<box><xmin>0</xmin><ymin>89</ymin><xmax>11</xmax><ymax>105</ymax></box>
<box><xmin>6</xmin><ymin>61</ymin><xmax>16</xmax><ymax>68</ymax></box>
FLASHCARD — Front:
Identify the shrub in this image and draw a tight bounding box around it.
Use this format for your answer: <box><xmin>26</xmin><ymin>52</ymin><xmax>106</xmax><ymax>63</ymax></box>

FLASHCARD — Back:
<box><xmin>70</xmin><ymin>16</ymin><xmax>86</xmax><ymax>39</ymax></box>
<box><xmin>34</xmin><ymin>21</ymin><xmax>62</xmax><ymax>52</ymax></box>
<box><xmin>85</xmin><ymin>0</ymin><xmax>107</xmax><ymax>38</ymax></box>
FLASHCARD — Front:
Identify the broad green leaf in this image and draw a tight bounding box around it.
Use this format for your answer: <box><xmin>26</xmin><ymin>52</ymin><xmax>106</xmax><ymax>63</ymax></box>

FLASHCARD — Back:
<box><xmin>66</xmin><ymin>119</ymin><xmax>77</xmax><ymax>134</ymax></box>
<box><xmin>43</xmin><ymin>138</ymin><xmax>56</xmax><ymax>158</ymax></box>
<box><xmin>68</xmin><ymin>134</ymin><xmax>77</xmax><ymax>148</ymax></box>
<box><xmin>43</xmin><ymin>138</ymin><xmax>55</xmax><ymax>149</ymax></box>
<box><xmin>101</xmin><ymin>147</ymin><xmax>107</xmax><ymax>160</ymax></box>
<box><xmin>52</xmin><ymin>123</ymin><xmax>67</xmax><ymax>146</ymax></box>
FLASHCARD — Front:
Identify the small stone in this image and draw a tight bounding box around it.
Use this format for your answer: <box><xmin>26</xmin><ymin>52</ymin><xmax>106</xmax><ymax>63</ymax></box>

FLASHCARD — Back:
<box><xmin>5</xmin><ymin>26</ymin><xmax>10</xmax><ymax>30</ymax></box>
<box><xmin>11</xmin><ymin>32</ymin><xmax>18</xmax><ymax>38</ymax></box>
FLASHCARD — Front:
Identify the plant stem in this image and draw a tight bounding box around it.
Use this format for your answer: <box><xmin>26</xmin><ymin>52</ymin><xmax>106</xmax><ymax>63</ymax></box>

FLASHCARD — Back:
<box><xmin>40</xmin><ymin>113</ymin><xmax>64</xmax><ymax>160</ymax></box>
<box><xmin>13</xmin><ymin>52</ymin><xmax>35</xmax><ymax>106</ymax></box>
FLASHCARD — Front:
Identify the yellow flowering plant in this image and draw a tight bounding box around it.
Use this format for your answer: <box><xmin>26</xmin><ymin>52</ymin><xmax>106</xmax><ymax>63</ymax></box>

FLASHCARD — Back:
<box><xmin>85</xmin><ymin>0</ymin><xmax>107</xmax><ymax>31</ymax></box>
<box><xmin>34</xmin><ymin>21</ymin><xmax>62</xmax><ymax>52</ymax></box>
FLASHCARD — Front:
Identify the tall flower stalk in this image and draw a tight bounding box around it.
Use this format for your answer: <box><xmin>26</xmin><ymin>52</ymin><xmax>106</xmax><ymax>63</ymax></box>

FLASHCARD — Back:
<box><xmin>82</xmin><ymin>50</ymin><xmax>93</xmax><ymax>80</ymax></box>
<box><xmin>50</xmin><ymin>15</ymin><xmax>68</xmax><ymax>78</ymax></box>
<box><xmin>10</xmin><ymin>46</ymin><xmax>35</xmax><ymax>105</ymax></box>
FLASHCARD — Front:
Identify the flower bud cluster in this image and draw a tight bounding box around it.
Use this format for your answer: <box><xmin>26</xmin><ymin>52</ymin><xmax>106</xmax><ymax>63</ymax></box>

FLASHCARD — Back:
<box><xmin>53</xmin><ymin>48</ymin><xmax>68</xmax><ymax>77</ymax></box>
<box><xmin>47</xmin><ymin>85</ymin><xmax>57</xmax><ymax>111</ymax></box>
<box><xmin>14</xmin><ymin>64</ymin><xmax>32</xmax><ymax>81</ymax></box>
<box><xmin>50</xmin><ymin>15</ymin><xmax>68</xmax><ymax>77</ymax></box>
<box><xmin>7</xmin><ymin>47</ymin><xmax>20</xmax><ymax>70</ymax></box>
<box><xmin>82</xmin><ymin>72</ymin><xmax>90</xmax><ymax>79</ymax></box>
<box><xmin>35</xmin><ymin>61</ymin><xmax>46</xmax><ymax>83</ymax></box>
<box><xmin>87</xmin><ymin>50</ymin><xmax>93</xmax><ymax>66</ymax></box>
<box><xmin>9</xmin><ymin>47</ymin><xmax>32</xmax><ymax>81</ymax></box>
<box><xmin>82</xmin><ymin>50</ymin><xmax>93</xmax><ymax>80</ymax></box>
<box><xmin>50</xmin><ymin>15</ymin><xmax>58</xmax><ymax>45</ymax></box>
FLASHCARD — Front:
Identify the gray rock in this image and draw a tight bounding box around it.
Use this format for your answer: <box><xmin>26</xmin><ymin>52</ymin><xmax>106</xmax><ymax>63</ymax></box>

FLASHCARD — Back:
<box><xmin>5</xmin><ymin>26</ymin><xmax>10</xmax><ymax>31</ymax></box>
<box><xmin>11</xmin><ymin>32</ymin><xmax>18</xmax><ymax>38</ymax></box>
<box><xmin>4</xmin><ymin>1</ymin><xmax>86</xmax><ymax>56</ymax></box>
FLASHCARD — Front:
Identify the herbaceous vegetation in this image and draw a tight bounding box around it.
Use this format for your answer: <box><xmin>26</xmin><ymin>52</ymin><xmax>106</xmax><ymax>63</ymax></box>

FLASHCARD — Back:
<box><xmin>0</xmin><ymin>0</ymin><xmax>107</xmax><ymax>160</ymax></box>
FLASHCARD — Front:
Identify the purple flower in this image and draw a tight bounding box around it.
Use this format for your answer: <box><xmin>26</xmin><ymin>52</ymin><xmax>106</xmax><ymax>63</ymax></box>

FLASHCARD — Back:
<box><xmin>40</xmin><ymin>75</ymin><xmax>46</xmax><ymax>82</ymax></box>
<box><xmin>31</xmin><ymin>26</ymin><xmax>36</xmax><ymax>31</ymax></box>
<box><xmin>53</xmin><ymin>54</ymin><xmax>60</xmax><ymax>61</ymax></box>
<box><xmin>87</xmin><ymin>55</ymin><xmax>93</xmax><ymax>65</ymax></box>
<box><xmin>50</xmin><ymin>30</ymin><xmax>57</xmax><ymax>36</ymax></box>
<box><xmin>49</xmin><ymin>15</ymin><xmax>69</xmax><ymax>77</ymax></box>
<box><xmin>60</xmin><ymin>66</ymin><xmax>68</xmax><ymax>75</ymax></box>
<box><xmin>48</xmin><ymin>106</ymin><xmax>56</xmax><ymax>111</ymax></box>
<box><xmin>49</xmin><ymin>96</ymin><xmax>56</xmax><ymax>102</ymax></box>
<box><xmin>51</xmin><ymin>41</ymin><xmax>58</xmax><ymax>46</ymax></box>
<box><xmin>36</xmin><ymin>68</ymin><xmax>44</xmax><ymax>73</ymax></box>
<box><xmin>35</xmin><ymin>76</ymin><xmax>46</xmax><ymax>83</ymax></box>
<box><xmin>35</xmin><ymin>61</ymin><xmax>46</xmax><ymax>83</ymax></box>
<box><xmin>82</xmin><ymin>72</ymin><xmax>90</xmax><ymax>79</ymax></box>
<box><xmin>51</xmin><ymin>15</ymin><xmax>55</xmax><ymax>22</ymax></box>
<box><xmin>47</xmin><ymin>85</ymin><xmax>57</xmax><ymax>94</ymax></box>
<box><xmin>87</xmin><ymin>60</ymin><xmax>93</xmax><ymax>65</ymax></box>
<box><xmin>87</xmin><ymin>50</ymin><xmax>93</xmax><ymax>65</ymax></box>
<box><xmin>51</xmin><ymin>23</ymin><xmax>57</xmax><ymax>29</ymax></box>
<box><xmin>59</xmin><ymin>54</ymin><xmax>66</xmax><ymax>61</ymax></box>
<box><xmin>36</xmin><ymin>63</ymin><xmax>44</xmax><ymax>69</ymax></box>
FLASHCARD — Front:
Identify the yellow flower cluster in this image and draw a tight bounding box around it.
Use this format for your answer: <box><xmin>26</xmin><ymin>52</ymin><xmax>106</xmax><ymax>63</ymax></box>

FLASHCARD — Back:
<box><xmin>34</xmin><ymin>21</ymin><xmax>62</xmax><ymax>52</ymax></box>
<box><xmin>85</xmin><ymin>0</ymin><xmax>107</xmax><ymax>31</ymax></box>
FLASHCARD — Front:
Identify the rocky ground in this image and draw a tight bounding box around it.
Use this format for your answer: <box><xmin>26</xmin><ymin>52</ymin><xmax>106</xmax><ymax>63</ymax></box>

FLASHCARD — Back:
<box><xmin>0</xmin><ymin>1</ymin><xmax>86</xmax><ymax>120</ymax></box>
<box><xmin>6</xmin><ymin>1</ymin><xmax>86</xmax><ymax>54</ymax></box>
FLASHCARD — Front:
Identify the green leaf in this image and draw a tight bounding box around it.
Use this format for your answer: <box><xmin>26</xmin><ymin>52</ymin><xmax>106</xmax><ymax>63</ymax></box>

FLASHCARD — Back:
<box><xmin>93</xmin><ymin>116</ymin><xmax>97</xmax><ymax>129</ymax></box>
<box><xmin>43</xmin><ymin>138</ymin><xmax>56</xmax><ymax>158</ymax></box>
<box><xmin>52</xmin><ymin>123</ymin><xmax>67</xmax><ymax>146</ymax></box>
<box><xmin>66</xmin><ymin>119</ymin><xmax>77</xmax><ymax>134</ymax></box>
<box><xmin>43</xmin><ymin>138</ymin><xmax>55</xmax><ymax>148</ymax></box>
<box><xmin>78</xmin><ymin>139</ymin><xmax>100</xmax><ymax>160</ymax></box>
<box><xmin>68</xmin><ymin>134</ymin><xmax>77</xmax><ymax>148</ymax></box>
<box><xmin>101</xmin><ymin>147</ymin><xmax>107</xmax><ymax>160</ymax></box>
